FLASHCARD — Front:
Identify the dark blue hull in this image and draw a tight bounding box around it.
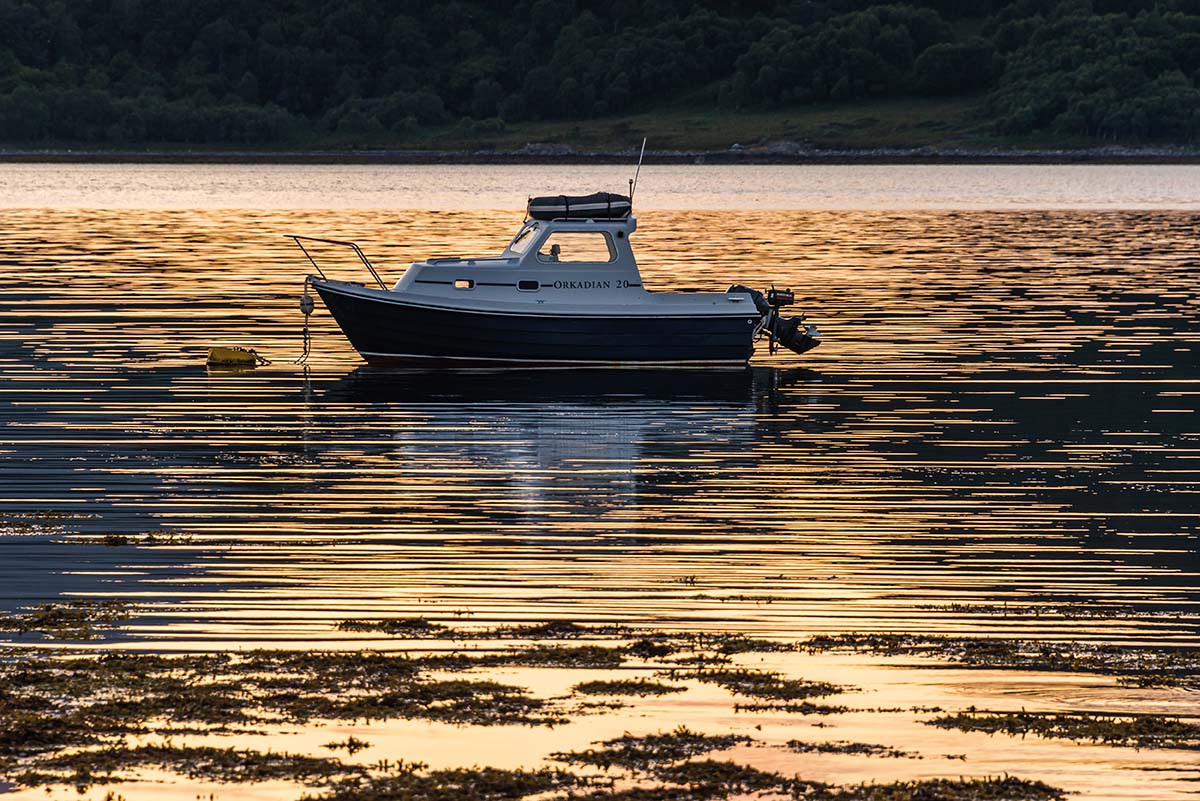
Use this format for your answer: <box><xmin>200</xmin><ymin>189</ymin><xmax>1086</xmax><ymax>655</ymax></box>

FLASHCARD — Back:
<box><xmin>314</xmin><ymin>282</ymin><xmax>758</xmax><ymax>365</ymax></box>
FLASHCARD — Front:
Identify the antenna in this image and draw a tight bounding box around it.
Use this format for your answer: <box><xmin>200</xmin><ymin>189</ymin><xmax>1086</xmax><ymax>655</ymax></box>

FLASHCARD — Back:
<box><xmin>629</xmin><ymin>137</ymin><xmax>647</xmax><ymax>205</ymax></box>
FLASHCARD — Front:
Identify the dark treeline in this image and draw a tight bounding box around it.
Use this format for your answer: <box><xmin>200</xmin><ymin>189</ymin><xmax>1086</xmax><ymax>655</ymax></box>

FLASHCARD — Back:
<box><xmin>1</xmin><ymin>0</ymin><xmax>1199</xmax><ymax>146</ymax></box>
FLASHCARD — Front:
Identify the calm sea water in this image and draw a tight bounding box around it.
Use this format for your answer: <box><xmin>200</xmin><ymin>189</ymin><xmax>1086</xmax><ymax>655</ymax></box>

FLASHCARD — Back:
<box><xmin>0</xmin><ymin>164</ymin><xmax>1197</xmax><ymax>649</ymax></box>
<box><xmin>3</xmin><ymin>162</ymin><xmax>1200</xmax><ymax>209</ymax></box>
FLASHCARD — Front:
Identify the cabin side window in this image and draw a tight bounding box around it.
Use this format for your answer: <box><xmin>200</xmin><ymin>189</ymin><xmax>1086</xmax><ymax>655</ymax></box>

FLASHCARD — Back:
<box><xmin>508</xmin><ymin>225</ymin><xmax>538</xmax><ymax>255</ymax></box>
<box><xmin>536</xmin><ymin>232</ymin><xmax>615</xmax><ymax>264</ymax></box>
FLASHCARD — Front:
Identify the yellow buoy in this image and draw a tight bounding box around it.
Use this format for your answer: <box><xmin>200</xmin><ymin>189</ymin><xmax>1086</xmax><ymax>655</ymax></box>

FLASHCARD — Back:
<box><xmin>207</xmin><ymin>347</ymin><xmax>264</xmax><ymax>368</ymax></box>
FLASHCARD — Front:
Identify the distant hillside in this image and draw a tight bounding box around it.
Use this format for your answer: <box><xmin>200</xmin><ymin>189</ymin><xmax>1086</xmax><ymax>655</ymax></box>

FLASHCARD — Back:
<box><xmin>1</xmin><ymin>0</ymin><xmax>1198</xmax><ymax>150</ymax></box>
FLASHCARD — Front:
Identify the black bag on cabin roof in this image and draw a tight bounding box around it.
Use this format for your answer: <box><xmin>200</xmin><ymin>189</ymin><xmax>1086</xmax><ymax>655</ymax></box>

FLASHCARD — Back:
<box><xmin>526</xmin><ymin>192</ymin><xmax>632</xmax><ymax>220</ymax></box>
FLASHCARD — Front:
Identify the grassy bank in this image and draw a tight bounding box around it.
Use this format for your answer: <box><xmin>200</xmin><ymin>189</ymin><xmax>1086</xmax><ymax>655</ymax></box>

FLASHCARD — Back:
<box><xmin>6</xmin><ymin>97</ymin><xmax>1199</xmax><ymax>163</ymax></box>
<box><xmin>359</xmin><ymin>96</ymin><xmax>998</xmax><ymax>152</ymax></box>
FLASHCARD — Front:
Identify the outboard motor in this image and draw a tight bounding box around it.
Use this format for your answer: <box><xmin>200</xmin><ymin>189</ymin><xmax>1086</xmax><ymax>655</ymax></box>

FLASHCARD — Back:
<box><xmin>771</xmin><ymin>314</ymin><xmax>821</xmax><ymax>355</ymax></box>
<box><xmin>764</xmin><ymin>287</ymin><xmax>821</xmax><ymax>355</ymax></box>
<box><xmin>728</xmin><ymin>284</ymin><xmax>822</xmax><ymax>356</ymax></box>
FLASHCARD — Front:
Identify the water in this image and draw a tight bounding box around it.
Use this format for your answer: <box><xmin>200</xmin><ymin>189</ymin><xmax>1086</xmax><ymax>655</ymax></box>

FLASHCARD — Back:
<box><xmin>3</xmin><ymin>162</ymin><xmax>1200</xmax><ymax>209</ymax></box>
<box><xmin>0</xmin><ymin>164</ymin><xmax>1197</xmax><ymax>799</ymax></box>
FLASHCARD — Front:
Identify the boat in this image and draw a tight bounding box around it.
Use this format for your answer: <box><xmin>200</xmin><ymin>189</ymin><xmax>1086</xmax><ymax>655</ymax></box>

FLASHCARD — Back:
<box><xmin>294</xmin><ymin>191</ymin><xmax>820</xmax><ymax>366</ymax></box>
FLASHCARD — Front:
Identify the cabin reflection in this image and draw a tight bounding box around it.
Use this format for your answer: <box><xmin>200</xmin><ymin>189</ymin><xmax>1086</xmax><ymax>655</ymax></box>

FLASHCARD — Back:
<box><xmin>313</xmin><ymin>366</ymin><xmax>830</xmax><ymax>524</ymax></box>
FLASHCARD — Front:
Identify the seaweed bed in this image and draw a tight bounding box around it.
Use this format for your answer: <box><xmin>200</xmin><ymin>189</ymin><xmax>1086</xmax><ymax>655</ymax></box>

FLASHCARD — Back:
<box><xmin>0</xmin><ymin>600</ymin><xmax>134</xmax><ymax>640</ymax></box>
<box><xmin>0</xmin><ymin>613</ymin><xmax>1195</xmax><ymax>798</ymax></box>
<box><xmin>801</xmin><ymin>633</ymin><xmax>1200</xmax><ymax>690</ymax></box>
<box><xmin>551</xmin><ymin>726</ymin><xmax>754</xmax><ymax>770</ymax></box>
<box><xmin>292</xmin><ymin>729</ymin><xmax>1064</xmax><ymax>801</ymax></box>
<box><xmin>787</xmin><ymin>740</ymin><xmax>918</xmax><ymax>759</ymax></box>
<box><xmin>337</xmin><ymin>619</ymin><xmax>1200</xmax><ymax>689</ymax></box>
<box><xmin>573</xmin><ymin>679</ymin><xmax>686</xmax><ymax>697</ymax></box>
<box><xmin>928</xmin><ymin>711</ymin><xmax>1200</xmax><ymax>749</ymax></box>
<box><xmin>300</xmin><ymin>762</ymin><xmax>1064</xmax><ymax>801</ymax></box>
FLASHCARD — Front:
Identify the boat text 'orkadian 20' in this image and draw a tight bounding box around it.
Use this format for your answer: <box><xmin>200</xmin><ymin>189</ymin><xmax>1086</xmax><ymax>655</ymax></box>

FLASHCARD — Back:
<box><xmin>293</xmin><ymin>191</ymin><xmax>820</xmax><ymax>366</ymax></box>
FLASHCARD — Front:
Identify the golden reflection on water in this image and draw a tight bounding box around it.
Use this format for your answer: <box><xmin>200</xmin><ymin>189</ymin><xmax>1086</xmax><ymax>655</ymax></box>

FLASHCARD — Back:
<box><xmin>0</xmin><ymin>206</ymin><xmax>1196</xmax><ymax>648</ymax></box>
<box><xmin>1</xmin><ymin>197</ymin><xmax>1199</xmax><ymax>801</ymax></box>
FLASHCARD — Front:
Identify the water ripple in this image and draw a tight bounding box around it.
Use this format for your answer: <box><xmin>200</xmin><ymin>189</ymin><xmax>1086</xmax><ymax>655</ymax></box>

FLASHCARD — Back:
<box><xmin>0</xmin><ymin>201</ymin><xmax>1197</xmax><ymax>647</ymax></box>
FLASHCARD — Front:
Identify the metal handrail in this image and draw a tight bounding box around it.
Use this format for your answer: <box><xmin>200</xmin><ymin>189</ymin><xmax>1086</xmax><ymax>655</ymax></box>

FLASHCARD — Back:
<box><xmin>289</xmin><ymin>235</ymin><xmax>387</xmax><ymax>290</ymax></box>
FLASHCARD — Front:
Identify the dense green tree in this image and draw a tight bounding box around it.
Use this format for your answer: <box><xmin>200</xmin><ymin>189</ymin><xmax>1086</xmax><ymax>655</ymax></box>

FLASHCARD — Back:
<box><xmin>913</xmin><ymin>38</ymin><xmax>995</xmax><ymax>94</ymax></box>
<box><xmin>989</xmin><ymin>7</ymin><xmax>1200</xmax><ymax>138</ymax></box>
<box><xmin>0</xmin><ymin>0</ymin><xmax>1196</xmax><ymax>144</ymax></box>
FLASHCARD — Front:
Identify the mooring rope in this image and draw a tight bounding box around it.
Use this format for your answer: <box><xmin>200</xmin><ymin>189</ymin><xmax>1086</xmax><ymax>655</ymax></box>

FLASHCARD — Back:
<box><xmin>295</xmin><ymin>277</ymin><xmax>314</xmax><ymax>364</ymax></box>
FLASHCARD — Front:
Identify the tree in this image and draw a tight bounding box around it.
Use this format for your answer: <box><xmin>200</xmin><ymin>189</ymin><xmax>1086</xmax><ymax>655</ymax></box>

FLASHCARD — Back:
<box><xmin>914</xmin><ymin>38</ymin><xmax>995</xmax><ymax>95</ymax></box>
<box><xmin>0</xmin><ymin>0</ymin><xmax>1196</xmax><ymax>146</ymax></box>
<box><xmin>470</xmin><ymin>78</ymin><xmax>502</xmax><ymax>118</ymax></box>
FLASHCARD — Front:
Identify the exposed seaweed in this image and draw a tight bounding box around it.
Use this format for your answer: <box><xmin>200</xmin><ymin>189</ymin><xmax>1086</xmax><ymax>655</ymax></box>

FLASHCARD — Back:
<box><xmin>238</xmin><ymin>650</ymin><xmax>422</xmax><ymax>688</ymax></box>
<box><xmin>732</xmin><ymin>701</ymin><xmax>850</xmax><ymax>715</ymax></box>
<box><xmin>805</xmin><ymin>775</ymin><xmax>1064</xmax><ymax>800</ymax></box>
<box><xmin>22</xmin><ymin>744</ymin><xmax>360</xmax><ymax>786</ymax></box>
<box><xmin>675</xmin><ymin>632</ymin><xmax>795</xmax><ymax>655</ymax></box>
<box><xmin>0</xmin><ymin>511</ymin><xmax>96</xmax><ymax>538</ymax></box>
<box><xmin>489</xmin><ymin>620</ymin><xmax>639</xmax><ymax>639</ymax></box>
<box><xmin>8</xmin><ymin>511</ymin><xmax>96</xmax><ymax>521</ymax></box>
<box><xmin>564</xmin><ymin>789</ymin><xmax>710</xmax><ymax>801</ymax></box>
<box><xmin>61</xmin><ymin>531</ymin><xmax>194</xmax><ymax>548</ymax></box>
<box><xmin>330</xmin><ymin>621</ymin><xmax>797</xmax><ymax>664</ymax></box>
<box><xmin>322</xmin><ymin>760</ymin><xmax>1063</xmax><ymax>801</ymax></box>
<box><xmin>660</xmin><ymin>652</ymin><xmax>733</xmax><ymax>667</ymax></box>
<box><xmin>488</xmin><ymin>644</ymin><xmax>626</xmax><ymax>669</ymax></box>
<box><xmin>0</xmin><ymin>600</ymin><xmax>135</xmax><ymax>640</ymax></box>
<box><xmin>707</xmin><ymin>636</ymin><xmax>793</xmax><ymax>655</ymax></box>
<box><xmin>337</xmin><ymin>618</ymin><xmax>449</xmax><ymax>638</ymax></box>
<box><xmin>626</xmin><ymin>636</ymin><xmax>680</xmax><ymax>660</ymax></box>
<box><xmin>573</xmin><ymin>679</ymin><xmax>685</xmax><ymax>696</ymax></box>
<box><xmin>928</xmin><ymin>711</ymin><xmax>1200</xmax><ymax>749</ymax></box>
<box><xmin>801</xmin><ymin>634</ymin><xmax>1200</xmax><ymax>689</ymax></box>
<box><xmin>650</xmin><ymin>760</ymin><xmax>789</xmax><ymax>798</ymax></box>
<box><xmin>0</xmin><ymin>624</ymin><xmax>1160</xmax><ymax>799</ymax></box>
<box><xmin>787</xmin><ymin>739</ymin><xmax>918</xmax><ymax>758</ymax></box>
<box><xmin>918</xmin><ymin>602</ymin><xmax>1192</xmax><ymax>621</ymax></box>
<box><xmin>677</xmin><ymin>668</ymin><xmax>845</xmax><ymax>700</ymax></box>
<box><xmin>0</xmin><ymin>710</ymin><xmax>100</xmax><ymax>757</ymax></box>
<box><xmin>303</xmin><ymin>764</ymin><xmax>580</xmax><ymax>801</ymax></box>
<box><xmin>335</xmin><ymin>619</ymin><xmax>640</xmax><ymax>641</ymax></box>
<box><xmin>0</xmin><ymin>647</ymin><xmax>566</xmax><ymax>784</ymax></box>
<box><xmin>551</xmin><ymin>726</ymin><xmax>754</xmax><ymax>771</ymax></box>
<box><xmin>324</xmin><ymin>736</ymin><xmax>370</xmax><ymax>755</ymax></box>
<box><xmin>271</xmin><ymin>678</ymin><xmax>563</xmax><ymax>726</ymax></box>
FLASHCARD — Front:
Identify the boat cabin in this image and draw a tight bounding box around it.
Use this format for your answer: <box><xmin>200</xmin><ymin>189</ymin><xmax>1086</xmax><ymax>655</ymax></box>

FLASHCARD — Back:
<box><xmin>392</xmin><ymin>215</ymin><xmax>649</xmax><ymax>304</ymax></box>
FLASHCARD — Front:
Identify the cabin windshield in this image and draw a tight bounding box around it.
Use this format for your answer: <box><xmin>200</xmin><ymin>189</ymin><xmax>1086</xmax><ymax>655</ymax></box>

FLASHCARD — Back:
<box><xmin>508</xmin><ymin>224</ymin><xmax>538</xmax><ymax>255</ymax></box>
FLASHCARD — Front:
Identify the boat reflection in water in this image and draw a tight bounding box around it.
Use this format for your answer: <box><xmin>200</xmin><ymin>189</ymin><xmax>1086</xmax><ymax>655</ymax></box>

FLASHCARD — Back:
<box><xmin>316</xmin><ymin>366</ymin><xmax>828</xmax><ymax>523</ymax></box>
<box><xmin>319</xmin><ymin>364</ymin><xmax>821</xmax><ymax>404</ymax></box>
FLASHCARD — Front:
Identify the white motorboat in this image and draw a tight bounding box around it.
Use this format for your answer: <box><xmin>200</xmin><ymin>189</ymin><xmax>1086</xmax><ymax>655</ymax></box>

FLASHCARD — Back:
<box><xmin>296</xmin><ymin>191</ymin><xmax>820</xmax><ymax>365</ymax></box>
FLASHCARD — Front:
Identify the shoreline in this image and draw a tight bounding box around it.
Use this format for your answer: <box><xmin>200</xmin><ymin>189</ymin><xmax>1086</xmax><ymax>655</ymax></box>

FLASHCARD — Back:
<box><xmin>4</xmin><ymin>145</ymin><xmax>1200</xmax><ymax>165</ymax></box>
